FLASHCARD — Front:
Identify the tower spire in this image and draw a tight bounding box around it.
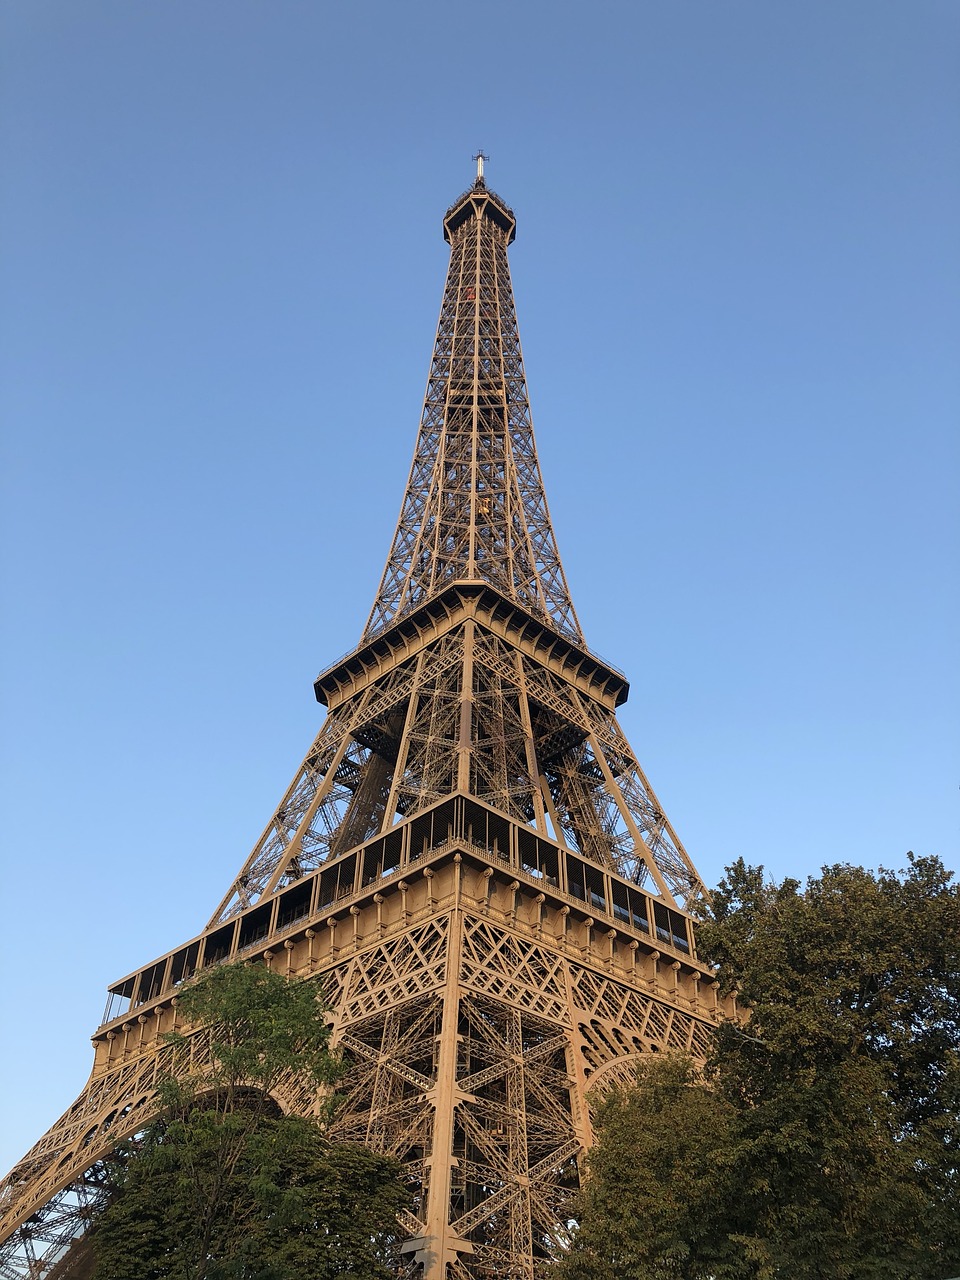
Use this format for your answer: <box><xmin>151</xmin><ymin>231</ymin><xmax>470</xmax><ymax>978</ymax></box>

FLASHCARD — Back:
<box><xmin>364</xmin><ymin>172</ymin><xmax>582</xmax><ymax>645</ymax></box>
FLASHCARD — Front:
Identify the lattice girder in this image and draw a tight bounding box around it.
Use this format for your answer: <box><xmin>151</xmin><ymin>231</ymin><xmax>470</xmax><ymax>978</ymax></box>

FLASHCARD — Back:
<box><xmin>365</xmin><ymin>180</ymin><xmax>581</xmax><ymax>645</ymax></box>
<box><xmin>0</xmin><ymin>826</ymin><xmax>732</xmax><ymax>1279</ymax></box>
<box><xmin>210</xmin><ymin>600</ymin><xmax>706</xmax><ymax>924</ymax></box>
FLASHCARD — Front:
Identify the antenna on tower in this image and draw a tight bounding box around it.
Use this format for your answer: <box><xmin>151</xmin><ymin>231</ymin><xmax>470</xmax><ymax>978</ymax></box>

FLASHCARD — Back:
<box><xmin>473</xmin><ymin>149</ymin><xmax>489</xmax><ymax>182</ymax></box>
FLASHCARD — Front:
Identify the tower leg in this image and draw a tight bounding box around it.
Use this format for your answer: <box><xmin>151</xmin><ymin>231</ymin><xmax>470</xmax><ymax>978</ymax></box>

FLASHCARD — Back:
<box><xmin>409</xmin><ymin>906</ymin><xmax>474</xmax><ymax>1277</ymax></box>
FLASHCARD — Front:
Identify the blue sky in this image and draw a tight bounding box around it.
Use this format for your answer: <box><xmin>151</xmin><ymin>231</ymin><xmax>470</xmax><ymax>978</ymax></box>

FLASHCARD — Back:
<box><xmin>1</xmin><ymin>1</ymin><xmax>957</xmax><ymax>1177</ymax></box>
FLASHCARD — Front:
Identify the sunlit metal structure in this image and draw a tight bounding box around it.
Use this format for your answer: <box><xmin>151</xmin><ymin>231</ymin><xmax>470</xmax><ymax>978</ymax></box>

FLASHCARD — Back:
<box><xmin>0</xmin><ymin>163</ymin><xmax>731</xmax><ymax>1280</ymax></box>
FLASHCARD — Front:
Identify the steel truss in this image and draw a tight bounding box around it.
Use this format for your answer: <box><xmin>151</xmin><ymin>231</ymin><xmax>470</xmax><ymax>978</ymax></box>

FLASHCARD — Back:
<box><xmin>1</xmin><ymin>850</ymin><xmax>723</xmax><ymax>1279</ymax></box>
<box><xmin>209</xmin><ymin>610</ymin><xmax>705</xmax><ymax>924</ymax></box>
<box><xmin>0</xmin><ymin>171</ymin><xmax>721</xmax><ymax>1279</ymax></box>
<box><xmin>365</xmin><ymin>181</ymin><xmax>580</xmax><ymax>645</ymax></box>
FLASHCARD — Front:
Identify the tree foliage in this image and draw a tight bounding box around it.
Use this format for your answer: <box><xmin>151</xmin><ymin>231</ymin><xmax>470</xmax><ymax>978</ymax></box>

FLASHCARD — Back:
<box><xmin>558</xmin><ymin>854</ymin><xmax>960</xmax><ymax>1280</ymax></box>
<box><xmin>164</xmin><ymin>958</ymin><xmax>343</xmax><ymax>1108</ymax></box>
<box><xmin>555</xmin><ymin>1054</ymin><xmax>740</xmax><ymax>1280</ymax></box>
<box><xmin>90</xmin><ymin>963</ymin><xmax>410</xmax><ymax>1280</ymax></box>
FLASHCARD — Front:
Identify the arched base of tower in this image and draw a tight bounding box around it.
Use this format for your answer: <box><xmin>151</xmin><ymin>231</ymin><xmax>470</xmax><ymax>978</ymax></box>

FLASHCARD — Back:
<box><xmin>1</xmin><ymin>799</ymin><xmax>729</xmax><ymax>1280</ymax></box>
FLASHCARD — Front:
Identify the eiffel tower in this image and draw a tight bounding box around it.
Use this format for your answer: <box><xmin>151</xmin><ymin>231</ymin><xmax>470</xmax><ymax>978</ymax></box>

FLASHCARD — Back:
<box><xmin>0</xmin><ymin>159</ymin><xmax>732</xmax><ymax>1280</ymax></box>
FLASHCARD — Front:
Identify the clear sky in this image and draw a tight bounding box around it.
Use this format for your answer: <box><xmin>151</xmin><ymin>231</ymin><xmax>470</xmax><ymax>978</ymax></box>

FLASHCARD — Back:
<box><xmin>1</xmin><ymin>0</ymin><xmax>957</xmax><ymax>1179</ymax></box>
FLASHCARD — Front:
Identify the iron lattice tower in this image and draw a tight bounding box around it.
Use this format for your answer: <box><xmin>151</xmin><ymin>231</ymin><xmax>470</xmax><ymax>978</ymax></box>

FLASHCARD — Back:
<box><xmin>0</xmin><ymin>167</ymin><xmax>730</xmax><ymax>1280</ymax></box>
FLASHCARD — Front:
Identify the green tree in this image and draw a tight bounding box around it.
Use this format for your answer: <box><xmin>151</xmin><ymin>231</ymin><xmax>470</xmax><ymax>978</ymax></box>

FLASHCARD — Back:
<box><xmin>555</xmin><ymin>1054</ymin><xmax>741</xmax><ymax>1280</ymax></box>
<box><xmin>559</xmin><ymin>854</ymin><xmax>960</xmax><ymax>1280</ymax></box>
<box><xmin>90</xmin><ymin>964</ymin><xmax>409</xmax><ymax>1280</ymax></box>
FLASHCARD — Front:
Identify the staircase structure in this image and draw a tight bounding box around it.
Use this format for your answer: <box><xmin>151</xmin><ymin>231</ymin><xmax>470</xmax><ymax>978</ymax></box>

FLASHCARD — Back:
<box><xmin>0</xmin><ymin>161</ymin><xmax>731</xmax><ymax>1280</ymax></box>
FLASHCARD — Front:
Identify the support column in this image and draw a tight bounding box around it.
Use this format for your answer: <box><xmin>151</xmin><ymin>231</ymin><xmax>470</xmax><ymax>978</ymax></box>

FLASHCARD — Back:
<box><xmin>409</xmin><ymin>874</ymin><xmax>474</xmax><ymax>1278</ymax></box>
<box><xmin>514</xmin><ymin>650</ymin><xmax>550</xmax><ymax>837</ymax></box>
<box><xmin>457</xmin><ymin>619</ymin><xmax>475</xmax><ymax>793</ymax></box>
